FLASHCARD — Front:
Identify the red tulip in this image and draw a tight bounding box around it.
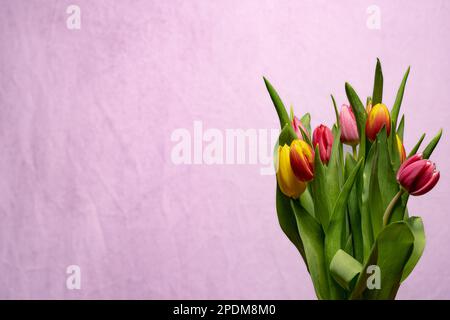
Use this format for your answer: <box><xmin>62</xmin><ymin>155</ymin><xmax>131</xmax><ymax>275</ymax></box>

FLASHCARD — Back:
<box><xmin>312</xmin><ymin>125</ymin><xmax>333</xmax><ymax>164</ymax></box>
<box><xmin>339</xmin><ymin>104</ymin><xmax>359</xmax><ymax>146</ymax></box>
<box><xmin>290</xmin><ymin>139</ymin><xmax>315</xmax><ymax>181</ymax></box>
<box><xmin>365</xmin><ymin>103</ymin><xmax>391</xmax><ymax>141</ymax></box>
<box><xmin>397</xmin><ymin>154</ymin><xmax>440</xmax><ymax>196</ymax></box>
<box><xmin>292</xmin><ymin>116</ymin><xmax>310</xmax><ymax>141</ymax></box>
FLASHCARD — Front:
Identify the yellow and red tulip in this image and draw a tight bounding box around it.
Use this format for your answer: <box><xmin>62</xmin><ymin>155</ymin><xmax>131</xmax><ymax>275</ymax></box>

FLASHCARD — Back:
<box><xmin>365</xmin><ymin>103</ymin><xmax>391</xmax><ymax>141</ymax></box>
<box><xmin>276</xmin><ymin>144</ymin><xmax>307</xmax><ymax>198</ymax></box>
<box><xmin>290</xmin><ymin>139</ymin><xmax>315</xmax><ymax>181</ymax></box>
<box><xmin>396</xmin><ymin>134</ymin><xmax>406</xmax><ymax>163</ymax></box>
<box><xmin>397</xmin><ymin>154</ymin><xmax>440</xmax><ymax>196</ymax></box>
<box><xmin>313</xmin><ymin>125</ymin><xmax>333</xmax><ymax>164</ymax></box>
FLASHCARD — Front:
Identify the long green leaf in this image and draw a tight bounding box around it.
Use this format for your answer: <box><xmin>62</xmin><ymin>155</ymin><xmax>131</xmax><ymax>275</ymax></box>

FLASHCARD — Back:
<box><xmin>422</xmin><ymin>129</ymin><xmax>442</xmax><ymax>159</ymax></box>
<box><xmin>408</xmin><ymin>133</ymin><xmax>426</xmax><ymax>157</ymax></box>
<box><xmin>325</xmin><ymin>158</ymin><xmax>363</xmax><ymax>298</ymax></box>
<box><xmin>376</xmin><ymin>128</ymin><xmax>404</xmax><ymax>226</ymax></box>
<box><xmin>345</xmin><ymin>154</ymin><xmax>363</xmax><ymax>262</ymax></box>
<box><xmin>276</xmin><ymin>186</ymin><xmax>306</xmax><ymax>264</ymax></box>
<box><xmin>372</xmin><ymin>58</ymin><xmax>383</xmax><ymax>105</ymax></box>
<box><xmin>331</xmin><ymin>94</ymin><xmax>340</xmax><ymax>128</ymax></box>
<box><xmin>360</xmin><ymin>142</ymin><xmax>377</xmax><ymax>260</ymax></box>
<box><xmin>397</xmin><ymin>115</ymin><xmax>405</xmax><ymax>140</ymax></box>
<box><xmin>311</xmin><ymin>145</ymin><xmax>331</xmax><ymax>229</ymax></box>
<box><xmin>291</xmin><ymin>200</ymin><xmax>330</xmax><ymax>299</ymax></box>
<box><xmin>263</xmin><ymin>77</ymin><xmax>290</xmax><ymax>129</ymax></box>
<box><xmin>345</xmin><ymin>82</ymin><xmax>367</xmax><ymax>138</ymax></box>
<box><xmin>391</xmin><ymin>66</ymin><xmax>410</xmax><ymax>129</ymax></box>
<box><xmin>300</xmin><ymin>113</ymin><xmax>312</xmax><ymax>137</ymax></box>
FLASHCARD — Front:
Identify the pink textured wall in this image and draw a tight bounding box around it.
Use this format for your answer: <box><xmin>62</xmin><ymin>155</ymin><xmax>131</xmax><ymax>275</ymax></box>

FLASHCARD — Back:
<box><xmin>0</xmin><ymin>0</ymin><xmax>449</xmax><ymax>299</ymax></box>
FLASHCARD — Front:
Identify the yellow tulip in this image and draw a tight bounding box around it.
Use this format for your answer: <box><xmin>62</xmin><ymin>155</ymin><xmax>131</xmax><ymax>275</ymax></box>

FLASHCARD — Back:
<box><xmin>396</xmin><ymin>134</ymin><xmax>406</xmax><ymax>163</ymax></box>
<box><xmin>276</xmin><ymin>144</ymin><xmax>307</xmax><ymax>198</ymax></box>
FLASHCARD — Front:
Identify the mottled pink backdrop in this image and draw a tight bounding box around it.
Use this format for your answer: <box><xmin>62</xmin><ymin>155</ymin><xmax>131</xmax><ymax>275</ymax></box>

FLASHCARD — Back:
<box><xmin>0</xmin><ymin>0</ymin><xmax>449</xmax><ymax>299</ymax></box>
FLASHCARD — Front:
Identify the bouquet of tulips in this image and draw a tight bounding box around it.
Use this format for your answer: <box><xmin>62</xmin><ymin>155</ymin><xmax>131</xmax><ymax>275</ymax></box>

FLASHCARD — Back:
<box><xmin>264</xmin><ymin>59</ymin><xmax>442</xmax><ymax>300</ymax></box>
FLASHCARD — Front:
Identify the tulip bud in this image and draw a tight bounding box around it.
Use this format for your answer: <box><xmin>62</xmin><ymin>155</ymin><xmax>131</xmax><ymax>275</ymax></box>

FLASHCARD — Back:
<box><xmin>290</xmin><ymin>139</ymin><xmax>314</xmax><ymax>181</ymax></box>
<box><xmin>396</xmin><ymin>154</ymin><xmax>440</xmax><ymax>196</ymax></box>
<box><xmin>339</xmin><ymin>104</ymin><xmax>359</xmax><ymax>146</ymax></box>
<box><xmin>396</xmin><ymin>134</ymin><xmax>406</xmax><ymax>163</ymax></box>
<box><xmin>312</xmin><ymin>125</ymin><xmax>333</xmax><ymax>164</ymax></box>
<box><xmin>365</xmin><ymin>103</ymin><xmax>391</xmax><ymax>141</ymax></box>
<box><xmin>366</xmin><ymin>98</ymin><xmax>372</xmax><ymax>115</ymax></box>
<box><xmin>292</xmin><ymin>116</ymin><xmax>310</xmax><ymax>141</ymax></box>
<box><xmin>276</xmin><ymin>144</ymin><xmax>307</xmax><ymax>198</ymax></box>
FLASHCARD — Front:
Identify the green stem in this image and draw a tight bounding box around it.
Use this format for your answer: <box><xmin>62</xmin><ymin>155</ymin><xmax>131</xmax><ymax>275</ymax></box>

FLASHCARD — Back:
<box><xmin>352</xmin><ymin>145</ymin><xmax>357</xmax><ymax>159</ymax></box>
<box><xmin>382</xmin><ymin>189</ymin><xmax>405</xmax><ymax>226</ymax></box>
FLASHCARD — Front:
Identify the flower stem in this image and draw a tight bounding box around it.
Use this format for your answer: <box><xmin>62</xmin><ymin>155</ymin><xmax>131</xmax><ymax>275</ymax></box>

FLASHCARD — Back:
<box><xmin>382</xmin><ymin>189</ymin><xmax>405</xmax><ymax>226</ymax></box>
<box><xmin>352</xmin><ymin>145</ymin><xmax>357</xmax><ymax>159</ymax></box>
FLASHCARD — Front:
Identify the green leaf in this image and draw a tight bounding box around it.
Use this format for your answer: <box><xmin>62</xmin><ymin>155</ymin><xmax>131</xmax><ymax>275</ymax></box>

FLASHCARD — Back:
<box><xmin>401</xmin><ymin>217</ymin><xmax>426</xmax><ymax>282</ymax></box>
<box><xmin>408</xmin><ymin>133</ymin><xmax>426</xmax><ymax>158</ymax></box>
<box><xmin>397</xmin><ymin>115</ymin><xmax>405</xmax><ymax>140</ymax></box>
<box><xmin>276</xmin><ymin>186</ymin><xmax>307</xmax><ymax>265</ymax></box>
<box><xmin>327</xmin><ymin>127</ymin><xmax>344</xmax><ymax>205</ymax></box>
<box><xmin>350</xmin><ymin>222</ymin><xmax>414</xmax><ymax>300</ymax></box>
<box><xmin>345</xmin><ymin>154</ymin><xmax>363</xmax><ymax>262</ymax></box>
<box><xmin>278</xmin><ymin>123</ymin><xmax>297</xmax><ymax>146</ymax></box>
<box><xmin>376</xmin><ymin>128</ymin><xmax>404</xmax><ymax>226</ymax></box>
<box><xmin>331</xmin><ymin>94</ymin><xmax>340</xmax><ymax>128</ymax></box>
<box><xmin>263</xmin><ymin>77</ymin><xmax>290</xmax><ymax>129</ymax></box>
<box><xmin>299</xmin><ymin>188</ymin><xmax>315</xmax><ymax>218</ymax></box>
<box><xmin>311</xmin><ymin>145</ymin><xmax>331</xmax><ymax>229</ymax></box>
<box><xmin>300</xmin><ymin>113</ymin><xmax>312</xmax><ymax>137</ymax></box>
<box><xmin>422</xmin><ymin>129</ymin><xmax>442</xmax><ymax>159</ymax></box>
<box><xmin>360</xmin><ymin>142</ymin><xmax>377</xmax><ymax>260</ymax></box>
<box><xmin>372</xmin><ymin>58</ymin><xmax>383</xmax><ymax>106</ymax></box>
<box><xmin>391</xmin><ymin>66</ymin><xmax>410</xmax><ymax>130</ymax></box>
<box><xmin>299</xmin><ymin>125</ymin><xmax>313</xmax><ymax>147</ymax></box>
<box><xmin>330</xmin><ymin>249</ymin><xmax>363</xmax><ymax>291</ymax></box>
<box><xmin>345</xmin><ymin>82</ymin><xmax>367</xmax><ymax>140</ymax></box>
<box><xmin>291</xmin><ymin>200</ymin><xmax>330</xmax><ymax>299</ymax></box>
<box><xmin>325</xmin><ymin>161</ymin><xmax>363</xmax><ymax>259</ymax></box>
<box><xmin>325</xmin><ymin>158</ymin><xmax>363</xmax><ymax>299</ymax></box>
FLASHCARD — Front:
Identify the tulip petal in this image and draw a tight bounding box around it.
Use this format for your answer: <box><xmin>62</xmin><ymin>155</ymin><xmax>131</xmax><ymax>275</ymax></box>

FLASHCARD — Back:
<box><xmin>290</xmin><ymin>143</ymin><xmax>314</xmax><ymax>181</ymax></box>
<box><xmin>396</xmin><ymin>154</ymin><xmax>422</xmax><ymax>180</ymax></box>
<box><xmin>397</xmin><ymin>160</ymin><xmax>427</xmax><ymax>192</ymax></box>
<box><xmin>411</xmin><ymin>161</ymin><xmax>434</xmax><ymax>192</ymax></box>
<box><xmin>411</xmin><ymin>170</ymin><xmax>440</xmax><ymax>196</ymax></box>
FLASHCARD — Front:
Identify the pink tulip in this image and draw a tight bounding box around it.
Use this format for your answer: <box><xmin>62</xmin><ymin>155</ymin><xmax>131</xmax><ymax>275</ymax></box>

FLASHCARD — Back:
<box><xmin>312</xmin><ymin>125</ymin><xmax>333</xmax><ymax>164</ymax></box>
<box><xmin>292</xmin><ymin>116</ymin><xmax>310</xmax><ymax>141</ymax></box>
<box><xmin>339</xmin><ymin>104</ymin><xmax>359</xmax><ymax>146</ymax></box>
<box><xmin>397</xmin><ymin>154</ymin><xmax>440</xmax><ymax>196</ymax></box>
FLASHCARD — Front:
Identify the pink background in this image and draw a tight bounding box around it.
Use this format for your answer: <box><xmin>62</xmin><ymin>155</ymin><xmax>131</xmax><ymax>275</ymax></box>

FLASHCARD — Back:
<box><xmin>0</xmin><ymin>0</ymin><xmax>449</xmax><ymax>299</ymax></box>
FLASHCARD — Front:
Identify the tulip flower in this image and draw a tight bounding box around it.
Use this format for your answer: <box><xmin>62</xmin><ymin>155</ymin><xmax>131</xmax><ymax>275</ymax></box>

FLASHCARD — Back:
<box><xmin>397</xmin><ymin>154</ymin><xmax>440</xmax><ymax>196</ymax></box>
<box><xmin>365</xmin><ymin>103</ymin><xmax>391</xmax><ymax>141</ymax></box>
<box><xmin>396</xmin><ymin>134</ymin><xmax>406</xmax><ymax>163</ymax></box>
<box><xmin>339</xmin><ymin>104</ymin><xmax>359</xmax><ymax>146</ymax></box>
<box><xmin>276</xmin><ymin>144</ymin><xmax>307</xmax><ymax>198</ymax></box>
<box><xmin>292</xmin><ymin>116</ymin><xmax>310</xmax><ymax>141</ymax></box>
<box><xmin>383</xmin><ymin>153</ymin><xmax>440</xmax><ymax>226</ymax></box>
<box><xmin>290</xmin><ymin>139</ymin><xmax>314</xmax><ymax>181</ymax></box>
<box><xmin>313</xmin><ymin>125</ymin><xmax>333</xmax><ymax>164</ymax></box>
